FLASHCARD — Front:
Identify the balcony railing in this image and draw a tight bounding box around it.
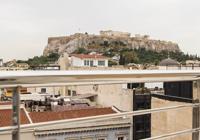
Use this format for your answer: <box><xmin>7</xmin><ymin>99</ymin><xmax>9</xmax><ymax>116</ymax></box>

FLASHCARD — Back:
<box><xmin>0</xmin><ymin>70</ymin><xmax>200</xmax><ymax>140</ymax></box>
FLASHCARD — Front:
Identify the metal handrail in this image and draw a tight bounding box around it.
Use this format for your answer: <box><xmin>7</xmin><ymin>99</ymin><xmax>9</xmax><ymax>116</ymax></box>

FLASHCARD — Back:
<box><xmin>141</xmin><ymin>128</ymin><xmax>199</xmax><ymax>140</ymax></box>
<box><xmin>0</xmin><ymin>103</ymin><xmax>199</xmax><ymax>132</ymax></box>
<box><xmin>1</xmin><ymin>70</ymin><xmax>200</xmax><ymax>140</ymax></box>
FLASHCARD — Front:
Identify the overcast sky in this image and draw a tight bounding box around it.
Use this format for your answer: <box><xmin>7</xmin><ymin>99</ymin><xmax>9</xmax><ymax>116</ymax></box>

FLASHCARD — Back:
<box><xmin>0</xmin><ymin>0</ymin><xmax>199</xmax><ymax>62</ymax></box>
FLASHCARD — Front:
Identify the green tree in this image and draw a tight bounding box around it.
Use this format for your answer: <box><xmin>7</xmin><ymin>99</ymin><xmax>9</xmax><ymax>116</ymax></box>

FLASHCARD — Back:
<box><xmin>103</xmin><ymin>51</ymin><xmax>109</xmax><ymax>56</ymax></box>
<box><xmin>108</xmin><ymin>61</ymin><xmax>118</xmax><ymax>65</ymax></box>
<box><xmin>110</xmin><ymin>52</ymin><xmax>116</xmax><ymax>57</ymax></box>
<box><xmin>155</xmin><ymin>59</ymin><xmax>160</xmax><ymax>66</ymax></box>
<box><xmin>133</xmin><ymin>57</ymin><xmax>139</xmax><ymax>64</ymax></box>
<box><xmin>123</xmin><ymin>51</ymin><xmax>138</xmax><ymax>64</ymax></box>
<box><xmin>77</xmin><ymin>47</ymin><xmax>85</xmax><ymax>54</ymax></box>
<box><xmin>17</xmin><ymin>60</ymin><xmax>24</xmax><ymax>63</ymax></box>
<box><xmin>104</xmin><ymin>41</ymin><xmax>109</xmax><ymax>47</ymax></box>
<box><xmin>181</xmin><ymin>61</ymin><xmax>186</xmax><ymax>65</ymax></box>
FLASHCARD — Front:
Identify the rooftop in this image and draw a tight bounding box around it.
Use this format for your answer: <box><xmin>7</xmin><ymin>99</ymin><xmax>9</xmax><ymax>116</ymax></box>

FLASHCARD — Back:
<box><xmin>71</xmin><ymin>54</ymin><xmax>110</xmax><ymax>59</ymax></box>
<box><xmin>6</xmin><ymin>88</ymin><xmax>27</xmax><ymax>92</ymax></box>
<box><xmin>158</xmin><ymin>58</ymin><xmax>179</xmax><ymax>66</ymax></box>
<box><xmin>29</xmin><ymin>108</ymin><xmax>116</xmax><ymax>123</ymax></box>
<box><xmin>0</xmin><ymin>109</ymin><xmax>30</xmax><ymax>127</ymax></box>
<box><xmin>0</xmin><ymin>101</ymin><xmax>24</xmax><ymax>105</ymax></box>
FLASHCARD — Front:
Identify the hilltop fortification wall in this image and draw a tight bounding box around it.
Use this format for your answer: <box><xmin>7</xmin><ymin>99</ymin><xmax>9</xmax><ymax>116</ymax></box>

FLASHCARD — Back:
<box><xmin>44</xmin><ymin>30</ymin><xmax>181</xmax><ymax>56</ymax></box>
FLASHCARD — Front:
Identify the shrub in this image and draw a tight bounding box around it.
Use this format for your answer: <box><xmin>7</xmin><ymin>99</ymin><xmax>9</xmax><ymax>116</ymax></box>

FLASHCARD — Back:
<box><xmin>77</xmin><ymin>47</ymin><xmax>85</xmax><ymax>54</ymax></box>
<box><xmin>108</xmin><ymin>61</ymin><xmax>118</xmax><ymax>65</ymax></box>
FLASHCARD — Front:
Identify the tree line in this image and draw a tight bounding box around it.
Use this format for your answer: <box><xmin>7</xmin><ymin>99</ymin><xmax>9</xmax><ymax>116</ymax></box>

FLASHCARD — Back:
<box><xmin>119</xmin><ymin>48</ymin><xmax>199</xmax><ymax>65</ymax></box>
<box><xmin>17</xmin><ymin>53</ymin><xmax>60</xmax><ymax>66</ymax></box>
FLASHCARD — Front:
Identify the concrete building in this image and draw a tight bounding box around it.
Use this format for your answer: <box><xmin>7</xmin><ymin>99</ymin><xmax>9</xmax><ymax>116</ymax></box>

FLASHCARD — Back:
<box><xmin>186</xmin><ymin>59</ymin><xmax>200</xmax><ymax>66</ymax></box>
<box><xmin>71</xmin><ymin>54</ymin><xmax>110</xmax><ymax>67</ymax></box>
<box><xmin>15</xmin><ymin>63</ymin><xmax>29</xmax><ymax>68</ymax></box>
<box><xmin>5</xmin><ymin>88</ymin><xmax>27</xmax><ymax>97</ymax></box>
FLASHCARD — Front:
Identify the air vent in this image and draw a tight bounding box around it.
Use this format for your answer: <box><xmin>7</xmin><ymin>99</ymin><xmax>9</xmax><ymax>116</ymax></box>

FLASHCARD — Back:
<box><xmin>32</xmin><ymin>105</ymin><xmax>38</xmax><ymax>112</ymax></box>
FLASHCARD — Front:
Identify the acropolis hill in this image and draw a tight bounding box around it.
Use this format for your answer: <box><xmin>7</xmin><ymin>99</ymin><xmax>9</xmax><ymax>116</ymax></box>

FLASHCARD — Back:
<box><xmin>43</xmin><ymin>30</ymin><xmax>181</xmax><ymax>56</ymax></box>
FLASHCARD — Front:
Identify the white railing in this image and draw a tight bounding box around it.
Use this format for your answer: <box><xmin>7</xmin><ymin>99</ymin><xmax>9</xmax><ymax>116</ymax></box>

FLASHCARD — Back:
<box><xmin>0</xmin><ymin>70</ymin><xmax>200</xmax><ymax>140</ymax></box>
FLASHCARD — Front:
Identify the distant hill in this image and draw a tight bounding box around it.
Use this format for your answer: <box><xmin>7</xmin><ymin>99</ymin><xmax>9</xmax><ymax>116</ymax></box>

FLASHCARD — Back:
<box><xmin>43</xmin><ymin>30</ymin><xmax>181</xmax><ymax>56</ymax></box>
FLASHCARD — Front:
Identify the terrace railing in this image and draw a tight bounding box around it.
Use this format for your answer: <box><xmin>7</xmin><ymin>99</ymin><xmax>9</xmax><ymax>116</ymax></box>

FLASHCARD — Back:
<box><xmin>0</xmin><ymin>70</ymin><xmax>200</xmax><ymax>140</ymax></box>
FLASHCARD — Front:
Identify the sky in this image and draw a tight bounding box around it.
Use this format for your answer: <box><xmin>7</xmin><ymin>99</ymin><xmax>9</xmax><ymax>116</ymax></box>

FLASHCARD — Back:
<box><xmin>0</xmin><ymin>0</ymin><xmax>199</xmax><ymax>62</ymax></box>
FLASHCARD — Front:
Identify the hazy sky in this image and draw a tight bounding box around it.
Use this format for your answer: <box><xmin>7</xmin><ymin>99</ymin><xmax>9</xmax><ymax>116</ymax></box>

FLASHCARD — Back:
<box><xmin>0</xmin><ymin>0</ymin><xmax>199</xmax><ymax>62</ymax></box>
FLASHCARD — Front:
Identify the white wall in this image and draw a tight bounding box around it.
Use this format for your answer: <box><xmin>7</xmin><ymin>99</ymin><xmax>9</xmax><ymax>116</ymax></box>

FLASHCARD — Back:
<box><xmin>71</xmin><ymin>56</ymin><xmax>82</xmax><ymax>67</ymax></box>
<box><xmin>76</xmin><ymin>84</ymin><xmax>133</xmax><ymax>111</ymax></box>
<box><xmin>72</xmin><ymin>57</ymin><xmax>109</xmax><ymax>67</ymax></box>
<box><xmin>145</xmin><ymin>82</ymin><xmax>163</xmax><ymax>89</ymax></box>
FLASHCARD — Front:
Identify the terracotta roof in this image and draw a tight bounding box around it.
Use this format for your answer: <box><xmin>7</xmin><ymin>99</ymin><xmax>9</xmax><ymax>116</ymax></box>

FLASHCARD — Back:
<box><xmin>29</xmin><ymin>108</ymin><xmax>116</xmax><ymax>123</ymax></box>
<box><xmin>6</xmin><ymin>88</ymin><xmax>27</xmax><ymax>92</ymax></box>
<box><xmin>0</xmin><ymin>109</ymin><xmax>30</xmax><ymax>127</ymax></box>
<box><xmin>0</xmin><ymin>102</ymin><xmax>24</xmax><ymax>105</ymax></box>
<box><xmin>71</xmin><ymin>54</ymin><xmax>110</xmax><ymax>59</ymax></box>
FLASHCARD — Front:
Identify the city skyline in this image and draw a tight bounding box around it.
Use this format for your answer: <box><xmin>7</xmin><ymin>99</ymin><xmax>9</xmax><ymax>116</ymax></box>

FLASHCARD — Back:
<box><xmin>0</xmin><ymin>0</ymin><xmax>199</xmax><ymax>61</ymax></box>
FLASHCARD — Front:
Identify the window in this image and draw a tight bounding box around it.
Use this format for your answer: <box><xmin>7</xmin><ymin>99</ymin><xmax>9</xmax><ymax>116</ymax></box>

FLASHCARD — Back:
<box><xmin>84</xmin><ymin>60</ymin><xmax>90</xmax><ymax>66</ymax></box>
<box><xmin>68</xmin><ymin>90</ymin><xmax>71</xmax><ymax>96</ymax></box>
<box><xmin>72</xmin><ymin>91</ymin><xmax>76</xmax><ymax>96</ymax></box>
<box><xmin>90</xmin><ymin>60</ymin><xmax>93</xmax><ymax>66</ymax></box>
<box><xmin>98</xmin><ymin>60</ymin><xmax>105</xmax><ymax>66</ymax></box>
<box><xmin>117</xmin><ymin>137</ymin><xmax>124</xmax><ymax>140</ymax></box>
<box><xmin>116</xmin><ymin>132</ymin><xmax>127</xmax><ymax>140</ymax></box>
<box><xmin>41</xmin><ymin>88</ymin><xmax>46</xmax><ymax>93</ymax></box>
<box><xmin>136</xmin><ymin>122</ymin><xmax>145</xmax><ymax>131</ymax></box>
<box><xmin>97</xmin><ymin>139</ymin><xmax>106</xmax><ymax>140</ymax></box>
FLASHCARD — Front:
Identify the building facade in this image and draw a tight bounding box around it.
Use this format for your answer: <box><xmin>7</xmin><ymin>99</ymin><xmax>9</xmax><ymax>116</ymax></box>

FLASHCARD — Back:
<box><xmin>0</xmin><ymin>103</ymin><xmax>131</xmax><ymax>140</ymax></box>
<box><xmin>71</xmin><ymin>54</ymin><xmax>110</xmax><ymax>67</ymax></box>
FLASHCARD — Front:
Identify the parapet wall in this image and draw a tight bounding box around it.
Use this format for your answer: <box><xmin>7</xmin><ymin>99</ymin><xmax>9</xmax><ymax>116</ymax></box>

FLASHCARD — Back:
<box><xmin>151</xmin><ymin>97</ymin><xmax>192</xmax><ymax>140</ymax></box>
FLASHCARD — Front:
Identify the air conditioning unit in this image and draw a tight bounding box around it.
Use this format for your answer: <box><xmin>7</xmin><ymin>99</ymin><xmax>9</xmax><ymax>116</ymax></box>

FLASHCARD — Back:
<box><xmin>32</xmin><ymin>105</ymin><xmax>38</xmax><ymax>112</ymax></box>
<box><xmin>93</xmin><ymin>84</ymin><xmax>98</xmax><ymax>91</ymax></box>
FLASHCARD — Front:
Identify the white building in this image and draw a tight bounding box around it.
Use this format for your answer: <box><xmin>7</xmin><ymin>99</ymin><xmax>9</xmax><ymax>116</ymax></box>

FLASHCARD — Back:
<box><xmin>71</xmin><ymin>54</ymin><xmax>110</xmax><ymax>67</ymax></box>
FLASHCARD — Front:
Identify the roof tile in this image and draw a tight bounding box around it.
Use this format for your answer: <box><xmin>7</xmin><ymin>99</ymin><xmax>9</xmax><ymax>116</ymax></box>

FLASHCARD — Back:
<box><xmin>29</xmin><ymin>108</ymin><xmax>116</xmax><ymax>123</ymax></box>
<box><xmin>0</xmin><ymin>109</ymin><xmax>30</xmax><ymax>127</ymax></box>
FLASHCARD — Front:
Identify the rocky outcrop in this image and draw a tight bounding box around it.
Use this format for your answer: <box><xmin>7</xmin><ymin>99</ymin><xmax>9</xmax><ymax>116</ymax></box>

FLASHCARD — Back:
<box><xmin>43</xmin><ymin>34</ymin><xmax>181</xmax><ymax>56</ymax></box>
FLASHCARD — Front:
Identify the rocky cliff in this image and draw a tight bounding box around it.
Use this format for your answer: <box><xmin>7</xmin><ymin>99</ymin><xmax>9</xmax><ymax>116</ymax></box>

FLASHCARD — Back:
<box><xmin>43</xmin><ymin>33</ymin><xmax>181</xmax><ymax>56</ymax></box>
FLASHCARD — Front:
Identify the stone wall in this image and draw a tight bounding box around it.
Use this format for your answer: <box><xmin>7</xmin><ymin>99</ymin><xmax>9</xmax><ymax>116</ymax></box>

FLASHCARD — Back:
<box><xmin>151</xmin><ymin>97</ymin><xmax>192</xmax><ymax>140</ymax></box>
<box><xmin>100</xmin><ymin>30</ymin><xmax>130</xmax><ymax>38</ymax></box>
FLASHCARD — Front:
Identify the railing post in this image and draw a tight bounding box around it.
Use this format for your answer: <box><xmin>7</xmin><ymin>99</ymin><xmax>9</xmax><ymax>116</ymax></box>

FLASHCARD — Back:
<box><xmin>192</xmin><ymin>80</ymin><xmax>200</xmax><ymax>140</ymax></box>
<box><xmin>12</xmin><ymin>86</ymin><xmax>20</xmax><ymax>140</ymax></box>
